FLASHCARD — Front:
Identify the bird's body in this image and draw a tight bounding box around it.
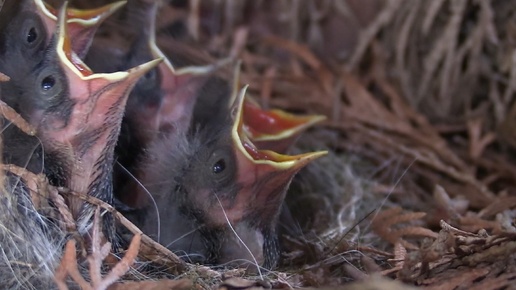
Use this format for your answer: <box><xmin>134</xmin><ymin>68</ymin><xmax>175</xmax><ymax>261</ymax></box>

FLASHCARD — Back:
<box><xmin>84</xmin><ymin>0</ymin><xmax>226</xmax><ymax>209</ymax></box>
<box><xmin>139</xmin><ymin>127</ymin><xmax>228</xmax><ymax>264</ymax></box>
<box><xmin>85</xmin><ymin>33</ymin><xmax>165</xmax><ymax>202</ymax></box>
<box><xmin>0</xmin><ymin>2</ymin><xmax>78</xmax><ymax>288</ymax></box>
<box><xmin>0</xmin><ymin>0</ymin><xmax>70</xmax><ymax>178</ymax></box>
<box><xmin>98</xmin><ymin>2</ymin><xmax>328</xmax><ymax>268</ymax></box>
<box><xmin>0</xmin><ymin>1</ymin><xmax>326</xmax><ymax>283</ymax></box>
<box><xmin>136</xmin><ymin>86</ymin><xmax>325</xmax><ymax>269</ymax></box>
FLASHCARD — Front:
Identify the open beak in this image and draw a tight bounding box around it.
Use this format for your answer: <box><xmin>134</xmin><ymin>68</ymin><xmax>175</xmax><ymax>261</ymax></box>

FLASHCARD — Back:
<box><xmin>243</xmin><ymin>99</ymin><xmax>326</xmax><ymax>153</ymax></box>
<box><xmin>148</xmin><ymin>1</ymin><xmax>193</xmax><ymax>132</ymax></box>
<box><xmin>48</xmin><ymin>4</ymin><xmax>161</xmax><ymax>218</ymax></box>
<box><xmin>144</xmin><ymin>1</ymin><xmax>233</xmax><ymax>133</ymax></box>
<box><xmin>227</xmin><ymin>85</ymin><xmax>327</xmax><ymax>225</ymax></box>
<box><xmin>230</xmin><ymin>62</ymin><xmax>325</xmax><ymax>152</ymax></box>
<box><xmin>34</xmin><ymin>0</ymin><xmax>125</xmax><ymax>57</ymax></box>
<box><xmin>150</xmin><ymin>44</ymin><xmax>232</xmax><ymax>133</ymax></box>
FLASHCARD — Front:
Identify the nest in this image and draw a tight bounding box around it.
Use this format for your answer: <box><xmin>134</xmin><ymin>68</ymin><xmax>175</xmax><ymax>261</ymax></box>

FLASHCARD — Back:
<box><xmin>2</xmin><ymin>0</ymin><xmax>516</xmax><ymax>289</ymax></box>
<box><xmin>153</xmin><ymin>0</ymin><xmax>516</xmax><ymax>288</ymax></box>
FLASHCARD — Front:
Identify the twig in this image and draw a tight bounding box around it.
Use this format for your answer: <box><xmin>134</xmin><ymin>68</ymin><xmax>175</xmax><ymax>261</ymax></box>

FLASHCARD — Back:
<box><xmin>54</xmin><ymin>240</ymin><xmax>93</xmax><ymax>290</ymax></box>
<box><xmin>58</xmin><ymin>187</ymin><xmax>187</xmax><ymax>273</ymax></box>
<box><xmin>89</xmin><ymin>208</ymin><xmax>112</xmax><ymax>287</ymax></box>
<box><xmin>0</xmin><ymin>100</ymin><xmax>37</xmax><ymax>135</ymax></box>
<box><xmin>421</xmin><ymin>0</ymin><xmax>446</xmax><ymax>34</ymax></box>
<box><xmin>2</xmin><ymin>164</ymin><xmax>76</xmax><ymax>231</ymax></box>
<box><xmin>187</xmin><ymin>0</ymin><xmax>200</xmax><ymax>40</ymax></box>
<box><xmin>53</xmin><ymin>225</ymin><xmax>142</xmax><ymax>290</ymax></box>
<box><xmin>346</xmin><ymin>0</ymin><xmax>402</xmax><ymax>70</ymax></box>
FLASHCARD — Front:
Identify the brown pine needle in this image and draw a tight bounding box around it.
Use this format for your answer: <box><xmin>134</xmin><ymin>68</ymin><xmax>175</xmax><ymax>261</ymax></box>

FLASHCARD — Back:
<box><xmin>0</xmin><ymin>100</ymin><xmax>36</xmax><ymax>135</ymax></box>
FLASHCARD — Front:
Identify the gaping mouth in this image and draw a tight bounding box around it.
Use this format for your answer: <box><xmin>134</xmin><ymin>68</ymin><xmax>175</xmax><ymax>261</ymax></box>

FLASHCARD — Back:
<box><xmin>35</xmin><ymin>0</ymin><xmax>125</xmax><ymax>57</ymax></box>
<box><xmin>231</xmin><ymin>83</ymin><xmax>327</xmax><ymax>170</ymax></box>
<box><xmin>35</xmin><ymin>0</ymin><xmax>125</xmax><ymax>26</ymax></box>
<box><xmin>242</xmin><ymin>99</ymin><xmax>326</xmax><ymax>141</ymax></box>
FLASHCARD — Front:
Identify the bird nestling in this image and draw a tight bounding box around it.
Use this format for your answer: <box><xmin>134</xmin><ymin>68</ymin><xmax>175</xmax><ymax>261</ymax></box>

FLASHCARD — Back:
<box><xmin>0</xmin><ymin>1</ymin><xmax>160</xmax><ymax>288</ymax></box>
<box><xmin>83</xmin><ymin>0</ymin><xmax>229</xmax><ymax>207</ymax></box>
<box><xmin>0</xmin><ymin>0</ymin><xmax>327</xmax><ymax>282</ymax></box>
<box><xmin>137</xmin><ymin>77</ymin><xmax>326</xmax><ymax>269</ymax></box>
<box><xmin>41</xmin><ymin>3</ymin><xmax>160</xmax><ymax>240</ymax></box>
<box><xmin>93</xmin><ymin>3</ymin><xmax>328</xmax><ymax>268</ymax></box>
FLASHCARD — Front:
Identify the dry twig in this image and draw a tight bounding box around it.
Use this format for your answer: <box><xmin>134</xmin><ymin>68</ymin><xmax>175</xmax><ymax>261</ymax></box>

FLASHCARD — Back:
<box><xmin>371</xmin><ymin>207</ymin><xmax>437</xmax><ymax>250</ymax></box>
<box><xmin>53</xmin><ymin>209</ymin><xmax>142</xmax><ymax>290</ymax></box>
<box><xmin>58</xmin><ymin>187</ymin><xmax>187</xmax><ymax>273</ymax></box>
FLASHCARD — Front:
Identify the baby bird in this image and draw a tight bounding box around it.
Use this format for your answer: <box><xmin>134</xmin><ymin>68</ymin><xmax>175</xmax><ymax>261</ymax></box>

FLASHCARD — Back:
<box><xmin>137</xmin><ymin>83</ymin><xmax>326</xmax><ymax>269</ymax></box>
<box><xmin>83</xmin><ymin>0</ymin><xmax>224</xmax><ymax>207</ymax></box>
<box><xmin>0</xmin><ymin>3</ymin><xmax>159</xmax><ymax>288</ymax></box>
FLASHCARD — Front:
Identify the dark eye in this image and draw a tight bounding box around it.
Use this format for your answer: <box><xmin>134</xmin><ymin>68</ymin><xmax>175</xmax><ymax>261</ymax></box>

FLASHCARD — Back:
<box><xmin>206</xmin><ymin>147</ymin><xmax>235</xmax><ymax>186</ymax></box>
<box><xmin>137</xmin><ymin>68</ymin><xmax>158</xmax><ymax>91</ymax></box>
<box><xmin>19</xmin><ymin>15</ymin><xmax>46</xmax><ymax>51</ymax></box>
<box><xmin>27</xmin><ymin>27</ymin><xmax>37</xmax><ymax>44</ymax></box>
<box><xmin>213</xmin><ymin>159</ymin><xmax>226</xmax><ymax>174</ymax></box>
<box><xmin>144</xmin><ymin>69</ymin><xmax>156</xmax><ymax>81</ymax></box>
<box><xmin>41</xmin><ymin>76</ymin><xmax>55</xmax><ymax>91</ymax></box>
<box><xmin>36</xmin><ymin>67</ymin><xmax>63</xmax><ymax>99</ymax></box>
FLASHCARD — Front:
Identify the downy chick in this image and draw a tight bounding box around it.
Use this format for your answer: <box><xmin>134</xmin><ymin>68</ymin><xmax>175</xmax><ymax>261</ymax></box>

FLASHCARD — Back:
<box><xmin>138</xmin><ymin>84</ymin><xmax>326</xmax><ymax>269</ymax></box>
<box><xmin>0</xmin><ymin>3</ymin><xmax>160</xmax><ymax>288</ymax></box>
